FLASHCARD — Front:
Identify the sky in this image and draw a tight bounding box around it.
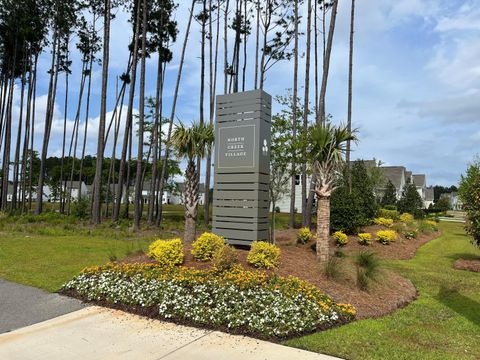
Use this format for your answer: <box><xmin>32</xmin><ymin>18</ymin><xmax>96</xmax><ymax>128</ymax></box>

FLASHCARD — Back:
<box><xmin>10</xmin><ymin>0</ymin><xmax>480</xmax><ymax>186</ymax></box>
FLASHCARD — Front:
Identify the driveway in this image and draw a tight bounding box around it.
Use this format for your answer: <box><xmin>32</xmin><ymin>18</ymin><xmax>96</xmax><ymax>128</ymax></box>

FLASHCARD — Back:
<box><xmin>0</xmin><ymin>279</ymin><xmax>86</xmax><ymax>334</ymax></box>
<box><xmin>0</xmin><ymin>306</ymin><xmax>341</xmax><ymax>359</ymax></box>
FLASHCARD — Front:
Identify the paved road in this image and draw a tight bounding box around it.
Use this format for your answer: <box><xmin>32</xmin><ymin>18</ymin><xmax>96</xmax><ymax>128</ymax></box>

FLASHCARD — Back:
<box><xmin>0</xmin><ymin>307</ymin><xmax>341</xmax><ymax>360</ymax></box>
<box><xmin>0</xmin><ymin>279</ymin><xmax>86</xmax><ymax>334</ymax></box>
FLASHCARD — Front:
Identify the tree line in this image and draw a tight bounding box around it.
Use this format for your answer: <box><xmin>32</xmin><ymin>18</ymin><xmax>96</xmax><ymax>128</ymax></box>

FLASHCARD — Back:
<box><xmin>0</xmin><ymin>0</ymin><xmax>356</xmax><ymax>231</ymax></box>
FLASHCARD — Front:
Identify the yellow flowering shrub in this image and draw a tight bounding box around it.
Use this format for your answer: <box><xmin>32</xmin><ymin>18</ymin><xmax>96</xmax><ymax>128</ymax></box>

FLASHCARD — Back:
<box><xmin>333</xmin><ymin>231</ymin><xmax>349</xmax><ymax>246</ymax></box>
<box><xmin>357</xmin><ymin>232</ymin><xmax>372</xmax><ymax>245</ymax></box>
<box><xmin>377</xmin><ymin>208</ymin><xmax>399</xmax><ymax>220</ymax></box>
<box><xmin>376</xmin><ymin>230</ymin><xmax>397</xmax><ymax>245</ymax></box>
<box><xmin>297</xmin><ymin>227</ymin><xmax>313</xmax><ymax>244</ymax></box>
<box><xmin>212</xmin><ymin>245</ymin><xmax>238</xmax><ymax>271</ymax></box>
<box><xmin>147</xmin><ymin>238</ymin><xmax>184</xmax><ymax>266</ymax></box>
<box><xmin>399</xmin><ymin>213</ymin><xmax>414</xmax><ymax>223</ymax></box>
<box><xmin>373</xmin><ymin>217</ymin><xmax>394</xmax><ymax>227</ymax></box>
<box><xmin>191</xmin><ymin>232</ymin><xmax>225</xmax><ymax>261</ymax></box>
<box><xmin>247</xmin><ymin>241</ymin><xmax>280</xmax><ymax>269</ymax></box>
<box><xmin>420</xmin><ymin>220</ymin><xmax>439</xmax><ymax>232</ymax></box>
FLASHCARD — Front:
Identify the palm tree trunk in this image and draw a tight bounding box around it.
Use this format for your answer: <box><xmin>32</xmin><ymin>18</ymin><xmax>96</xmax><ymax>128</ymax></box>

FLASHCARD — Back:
<box><xmin>316</xmin><ymin>196</ymin><xmax>330</xmax><ymax>264</ymax></box>
<box><xmin>92</xmin><ymin>0</ymin><xmax>111</xmax><ymax>223</ymax></box>
<box><xmin>184</xmin><ymin>159</ymin><xmax>198</xmax><ymax>243</ymax></box>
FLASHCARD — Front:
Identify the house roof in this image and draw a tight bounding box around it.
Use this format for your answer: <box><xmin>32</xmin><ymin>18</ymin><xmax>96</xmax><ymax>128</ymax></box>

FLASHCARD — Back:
<box><xmin>405</xmin><ymin>171</ymin><xmax>412</xmax><ymax>182</ymax></box>
<box><xmin>412</xmin><ymin>174</ymin><xmax>426</xmax><ymax>187</ymax></box>
<box><xmin>63</xmin><ymin>181</ymin><xmax>85</xmax><ymax>190</ymax></box>
<box><xmin>348</xmin><ymin>159</ymin><xmax>377</xmax><ymax>170</ymax></box>
<box><xmin>380</xmin><ymin>166</ymin><xmax>406</xmax><ymax>190</ymax></box>
<box><xmin>425</xmin><ymin>187</ymin><xmax>434</xmax><ymax>201</ymax></box>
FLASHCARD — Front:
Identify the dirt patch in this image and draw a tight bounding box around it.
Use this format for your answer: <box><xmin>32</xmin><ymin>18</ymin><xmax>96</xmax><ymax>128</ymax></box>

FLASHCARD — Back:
<box><xmin>453</xmin><ymin>258</ymin><xmax>480</xmax><ymax>272</ymax></box>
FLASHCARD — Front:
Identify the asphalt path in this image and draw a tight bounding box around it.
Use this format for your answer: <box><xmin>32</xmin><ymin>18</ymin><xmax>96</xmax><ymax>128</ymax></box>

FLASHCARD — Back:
<box><xmin>0</xmin><ymin>279</ymin><xmax>86</xmax><ymax>334</ymax></box>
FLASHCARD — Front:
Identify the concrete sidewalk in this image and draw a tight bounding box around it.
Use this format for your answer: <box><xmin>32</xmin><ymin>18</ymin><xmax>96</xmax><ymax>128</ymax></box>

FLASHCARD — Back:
<box><xmin>0</xmin><ymin>279</ymin><xmax>86</xmax><ymax>334</ymax></box>
<box><xmin>0</xmin><ymin>306</ymin><xmax>341</xmax><ymax>360</ymax></box>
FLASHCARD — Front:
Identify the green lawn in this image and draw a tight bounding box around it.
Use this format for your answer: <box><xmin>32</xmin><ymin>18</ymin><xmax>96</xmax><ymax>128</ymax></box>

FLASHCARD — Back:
<box><xmin>286</xmin><ymin>221</ymin><xmax>480</xmax><ymax>359</ymax></box>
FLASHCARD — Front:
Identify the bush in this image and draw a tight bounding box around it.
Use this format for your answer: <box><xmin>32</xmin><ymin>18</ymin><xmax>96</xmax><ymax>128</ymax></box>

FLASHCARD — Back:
<box><xmin>419</xmin><ymin>220</ymin><xmax>438</xmax><ymax>233</ymax></box>
<box><xmin>247</xmin><ymin>241</ymin><xmax>280</xmax><ymax>269</ymax></box>
<box><xmin>384</xmin><ymin>205</ymin><xmax>397</xmax><ymax>211</ymax></box>
<box><xmin>191</xmin><ymin>232</ymin><xmax>225</xmax><ymax>261</ymax></box>
<box><xmin>458</xmin><ymin>160</ymin><xmax>480</xmax><ymax>247</ymax></box>
<box><xmin>147</xmin><ymin>238</ymin><xmax>184</xmax><ymax>267</ymax></box>
<box><xmin>404</xmin><ymin>229</ymin><xmax>418</xmax><ymax>239</ymax></box>
<box><xmin>376</xmin><ymin>230</ymin><xmax>397</xmax><ymax>245</ymax></box>
<box><xmin>399</xmin><ymin>213</ymin><xmax>414</xmax><ymax>223</ymax></box>
<box><xmin>357</xmin><ymin>233</ymin><xmax>372</xmax><ymax>245</ymax></box>
<box><xmin>212</xmin><ymin>245</ymin><xmax>238</xmax><ymax>272</ymax></box>
<box><xmin>333</xmin><ymin>231</ymin><xmax>348</xmax><ymax>246</ymax></box>
<box><xmin>297</xmin><ymin>227</ymin><xmax>313</xmax><ymax>244</ymax></box>
<box><xmin>377</xmin><ymin>208</ymin><xmax>399</xmax><ymax>220</ymax></box>
<box><xmin>62</xmin><ymin>263</ymin><xmax>356</xmax><ymax>338</ymax></box>
<box><xmin>373</xmin><ymin>217</ymin><xmax>394</xmax><ymax>227</ymax></box>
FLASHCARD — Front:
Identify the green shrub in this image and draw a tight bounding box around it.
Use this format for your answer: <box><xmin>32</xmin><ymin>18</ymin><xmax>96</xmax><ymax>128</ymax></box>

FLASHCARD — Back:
<box><xmin>247</xmin><ymin>241</ymin><xmax>280</xmax><ymax>269</ymax></box>
<box><xmin>147</xmin><ymin>238</ymin><xmax>184</xmax><ymax>266</ymax></box>
<box><xmin>376</xmin><ymin>230</ymin><xmax>397</xmax><ymax>245</ymax></box>
<box><xmin>391</xmin><ymin>222</ymin><xmax>406</xmax><ymax>233</ymax></box>
<box><xmin>399</xmin><ymin>213</ymin><xmax>414</xmax><ymax>223</ymax></box>
<box><xmin>191</xmin><ymin>232</ymin><xmax>225</xmax><ymax>261</ymax></box>
<box><xmin>333</xmin><ymin>231</ymin><xmax>349</xmax><ymax>246</ymax></box>
<box><xmin>404</xmin><ymin>229</ymin><xmax>418</xmax><ymax>239</ymax></box>
<box><xmin>212</xmin><ymin>245</ymin><xmax>238</xmax><ymax>271</ymax></box>
<box><xmin>458</xmin><ymin>160</ymin><xmax>480</xmax><ymax>247</ymax></box>
<box><xmin>356</xmin><ymin>268</ymin><xmax>370</xmax><ymax>291</ymax></box>
<box><xmin>377</xmin><ymin>208</ymin><xmax>399</xmax><ymax>220</ymax></box>
<box><xmin>419</xmin><ymin>220</ymin><xmax>438</xmax><ymax>233</ymax></box>
<box><xmin>357</xmin><ymin>233</ymin><xmax>372</xmax><ymax>245</ymax></box>
<box><xmin>297</xmin><ymin>227</ymin><xmax>313</xmax><ymax>244</ymax></box>
<box><xmin>384</xmin><ymin>205</ymin><xmax>397</xmax><ymax>211</ymax></box>
<box><xmin>373</xmin><ymin>217</ymin><xmax>394</xmax><ymax>227</ymax></box>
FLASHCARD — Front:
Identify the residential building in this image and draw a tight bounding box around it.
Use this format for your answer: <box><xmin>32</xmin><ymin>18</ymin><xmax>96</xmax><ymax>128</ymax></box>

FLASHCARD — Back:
<box><xmin>425</xmin><ymin>187</ymin><xmax>434</xmax><ymax>208</ymax></box>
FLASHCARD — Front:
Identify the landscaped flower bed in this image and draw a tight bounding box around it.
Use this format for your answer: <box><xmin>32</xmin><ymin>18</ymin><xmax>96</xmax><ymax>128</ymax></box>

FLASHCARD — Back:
<box><xmin>62</xmin><ymin>263</ymin><xmax>355</xmax><ymax>339</ymax></box>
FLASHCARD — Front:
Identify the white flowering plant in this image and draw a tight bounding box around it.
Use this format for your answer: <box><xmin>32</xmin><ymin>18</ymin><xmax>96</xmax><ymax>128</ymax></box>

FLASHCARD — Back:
<box><xmin>62</xmin><ymin>263</ymin><xmax>355</xmax><ymax>339</ymax></box>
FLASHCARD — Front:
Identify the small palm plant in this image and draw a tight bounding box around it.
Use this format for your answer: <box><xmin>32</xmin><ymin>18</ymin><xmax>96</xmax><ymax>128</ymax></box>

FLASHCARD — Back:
<box><xmin>307</xmin><ymin>122</ymin><xmax>357</xmax><ymax>264</ymax></box>
<box><xmin>171</xmin><ymin>121</ymin><xmax>214</xmax><ymax>243</ymax></box>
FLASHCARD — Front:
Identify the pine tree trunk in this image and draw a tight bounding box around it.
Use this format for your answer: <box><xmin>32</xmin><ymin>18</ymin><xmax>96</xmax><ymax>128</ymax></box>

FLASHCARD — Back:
<box><xmin>346</xmin><ymin>0</ymin><xmax>355</xmax><ymax>192</ymax></box>
<box><xmin>254</xmin><ymin>0</ymin><xmax>260</xmax><ymax>89</ymax></box>
<box><xmin>223</xmin><ymin>0</ymin><xmax>230</xmax><ymax>94</ymax></box>
<box><xmin>59</xmin><ymin>42</ymin><xmax>69</xmax><ymax>213</ymax></box>
<box><xmin>113</xmin><ymin>0</ymin><xmax>141</xmax><ymax>222</ymax></box>
<box><xmin>28</xmin><ymin>54</ymin><xmax>38</xmax><ymax>210</ymax></box>
<box><xmin>134</xmin><ymin>0</ymin><xmax>148</xmax><ymax>231</ymax></box>
<box><xmin>316</xmin><ymin>196</ymin><xmax>330</xmax><ymax>264</ymax></box>
<box><xmin>301</xmin><ymin>0</ymin><xmax>312</xmax><ymax>228</ymax></box>
<box><xmin>92</xmin><ymin>0</ymin><xmax>111</xmax><ymax>223</ymax></box>
<box><xmin>156</xmin><ymin>0</ymin><xmax>196</xmax><ymax>226</ymax></box>
<box><xmin>317</xmin><ymin>0</ymin><xmax>338</xmax><ymax>124</ymax></box>
<box><xmin>289</xmin><ymin>0</ymin><xmax>299</xmax><ymax>229</ymax></box>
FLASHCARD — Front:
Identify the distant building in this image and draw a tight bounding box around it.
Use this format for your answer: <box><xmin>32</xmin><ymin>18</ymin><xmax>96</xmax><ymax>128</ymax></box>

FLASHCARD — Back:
<box><xmin>378</xmin><ymin>166</ymin><xmax>407</xmax><ymax>200</ymax></box>
<box><xmin>439</xmin><ymin>192</ymin><xmax>463</xmax><ymax>211</ymax></box>
<box><xmin>425</xmin><ymin>187</ymin><xmax>434</xmax><ymax>208</ymax></box>
<box><xmin>62</xmin><ymin>181</ymin><xmax>89</xmax><ymax>202</ymax></box>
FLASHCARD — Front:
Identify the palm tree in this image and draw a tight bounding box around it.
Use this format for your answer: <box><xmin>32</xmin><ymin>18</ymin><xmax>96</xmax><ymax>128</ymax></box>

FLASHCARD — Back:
<box><xmin>307</xmin><ymin>122</ymin><xmax>357</xmax><ymax>264</ymax></box>
<box><xmin>171</xmin><ymin>121</ymin><xmax>214</xmax><ymax>243</ymax></box>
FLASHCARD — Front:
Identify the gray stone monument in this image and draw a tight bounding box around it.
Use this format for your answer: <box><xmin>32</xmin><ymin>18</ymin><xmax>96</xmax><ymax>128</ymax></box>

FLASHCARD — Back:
<box><xmin>212</xmin><ymin>89</ymin><xmax>271</xmax><ymax>246</ymax></box>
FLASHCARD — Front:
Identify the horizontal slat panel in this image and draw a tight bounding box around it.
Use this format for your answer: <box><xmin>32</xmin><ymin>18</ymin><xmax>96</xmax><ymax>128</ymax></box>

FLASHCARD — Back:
<box><xmin>212</xmin><ymin>207</ymin><xmax>263</xmax><ymax>217</ymax></box>
<box><xmin>215</xmin><ymin>173</ymin><xmax>269</xmax><ymax>184</ymax></box>
<box><xmin>214</xmin><ymin>183</ymin><xmax>269</xmax><ymax>191</ymax></box>
<box><xmin>213</xmin><ymin>190</ymin><xmax>269</xmax><ymax>201</ymax></box>
<box><xmin>213</xmin><ymin>220</ymin><xmax>269</xmax><ymax>231</ymax></box>
<box><xmin>214</xmin><ymin>228</ymin><xmax>269</xmax><ymax>241</ymax></box>
<box><xmin>217</xmin><ymin>89</ymin><xmax>271</xmax><ymax>103</ymax></box>
<box><xmin>217</xmin><ymin>110</ymin><xmax>270</xmax><ymax>123</ymax></box>
<box><xmin>213</xmin><ymin>199</ymin><xmax>269</xmax><ymax>208</ymax></box>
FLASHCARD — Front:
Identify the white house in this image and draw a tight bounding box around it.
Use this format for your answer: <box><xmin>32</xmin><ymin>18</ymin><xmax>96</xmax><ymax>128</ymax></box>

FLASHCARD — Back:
<box><xmin>169</xmin><ymin>183</ymin><xmax>206</xmax><ymax>206</ymax></box>
<box><xmin>425</xmin><ymin>187</ymin><xmax>434</xmax><ymax>208</ymax></box>
<box><xmin>61</xmin><ymin>181</ymin><xmax>89</xmax><ymax>202</ymax></box>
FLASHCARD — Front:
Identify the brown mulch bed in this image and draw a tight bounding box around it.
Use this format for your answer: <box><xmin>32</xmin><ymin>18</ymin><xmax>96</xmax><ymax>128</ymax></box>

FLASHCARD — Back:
<box><xmin>453</xmin><ymin>258</ymin><xmax>480</xmax><ymax>272</ymax></box>
<box><xmin>337</xmin><ymin>225</ymin><xmax>442</xmax><ymax>260</ymax></box>
<box><xmin>123</xmin><ymin>229</ymin><xmax>443</xmax><ymax>320</ymax></box>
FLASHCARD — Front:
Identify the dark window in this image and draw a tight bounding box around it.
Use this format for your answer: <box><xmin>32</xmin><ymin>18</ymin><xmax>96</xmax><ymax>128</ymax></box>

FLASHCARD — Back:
<box><xmin>295</xmin><ymin>175</ymin><xmax>300</xmax><ymax>186</ymax></box>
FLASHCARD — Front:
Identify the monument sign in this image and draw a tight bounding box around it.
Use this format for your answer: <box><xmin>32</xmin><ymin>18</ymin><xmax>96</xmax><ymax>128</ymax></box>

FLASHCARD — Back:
<box><xmin>212</xmin><ymin>89</ymin><xmax>271</xmax><ymax>246</ymax></box>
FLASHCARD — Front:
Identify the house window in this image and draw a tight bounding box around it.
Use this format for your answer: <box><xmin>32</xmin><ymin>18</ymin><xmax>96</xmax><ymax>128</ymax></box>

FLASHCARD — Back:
<box><xmin>295</xmin><ymin>175</ymin><xmax>300</xmax><ymax>186</ymax></box>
